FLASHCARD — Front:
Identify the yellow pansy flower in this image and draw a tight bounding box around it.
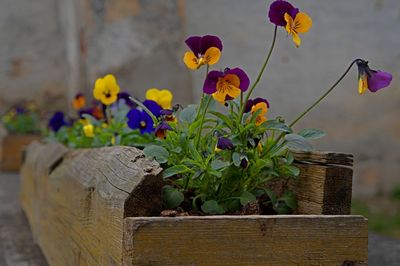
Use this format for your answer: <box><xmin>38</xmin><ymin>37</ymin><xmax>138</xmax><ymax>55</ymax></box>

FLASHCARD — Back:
<box><xmin>93</xmin><ymin>74</ymin><xmax>120</xmax><ymax>105</ymax></box>
<box><xmin>83</xmin><ymin>124</ymin><xmax>94</xmax><ymax>138</ymax></box>
<box><xmin>284</xmin><ymin>12</ymin><xmax>312</xmax><ymax>48</ymax></box>
<box><xmin>145</xmin><ymin>88</ymin><xmax>173</xmax><ymax>109</ymax></box>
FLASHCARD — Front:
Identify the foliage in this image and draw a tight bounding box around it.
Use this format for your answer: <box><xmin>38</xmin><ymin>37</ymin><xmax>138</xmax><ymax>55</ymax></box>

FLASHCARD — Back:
<box><xmin>1</xmin><ymin>104</ymin><xmax>41</xmax><ymax>134</ymax></box>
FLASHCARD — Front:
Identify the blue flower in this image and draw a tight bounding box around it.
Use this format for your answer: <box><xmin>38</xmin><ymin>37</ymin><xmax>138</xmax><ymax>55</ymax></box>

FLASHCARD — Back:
<box><xmin>48</xmin><ymin>111</ymin><xmax>68</xmax><ymax>132</ymax></box>
<box><xmin>126</xmin><ymin>100</ymin><xmax>162</xmax><ymax>134</ymax></box>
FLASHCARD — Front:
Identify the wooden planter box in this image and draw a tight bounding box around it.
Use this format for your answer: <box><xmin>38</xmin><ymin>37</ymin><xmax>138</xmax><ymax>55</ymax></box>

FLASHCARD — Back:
<box><xmin>20</xmin><ymin>142</ymin><xmax>368</xmax><ymax>265</ymax></box>
<box><xmin>0</xmin><ymin>134</ymin><xmax>40</xmax><ymax>171</ymax></box>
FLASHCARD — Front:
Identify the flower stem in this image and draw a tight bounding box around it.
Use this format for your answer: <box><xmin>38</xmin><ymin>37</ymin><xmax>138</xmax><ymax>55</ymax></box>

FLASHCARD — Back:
<box><xmin>195</xmin><ymin>95</ymin><xmax>212</xmax><ymax>148</ymax></box>
<box><xmin>238</xmin><ymin>25</ymin><xmax>278</xmax><ymax>123</ymax></box>
<box><xmin>129</xmin><ymin>96</ymin><xmax>158</xmax><ymax>125</ymax></box>
<box><xmin>195</xmin><ymin>65</ymin><xmax>210</xmax><ymax>121</ymax></box>
<box><xmin>289</xmin><ymin>59</ymin><xmax>359</xmax><ymax>127</ymax></box>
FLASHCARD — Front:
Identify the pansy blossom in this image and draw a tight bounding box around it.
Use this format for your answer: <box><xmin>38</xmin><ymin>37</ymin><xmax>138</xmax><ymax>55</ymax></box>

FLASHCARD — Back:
<box><xmin>48</xmin><ymin>111</ymin><xmax>68</xmax><ymax>132</ymax></box>
<box><xmin>146</xmin><ymin>88</ymin><xmax>173</xmax><ymax>109</ymax></box>
<box><xmin>250</xmin><ymin>100</ymin><xmax>269</xmax><ymax>126</ymax></box>
<box><xmin>126</xmin><ymin>100</ymin><xmax>162</xmax><ymax>134</ymax></box>
<box><xmin>83</xmin><ymin>124</ymin><xmax>94</xmax><ymax>138</ymax></box>
<box><xmin>183</xmin><ymin>35</ymin><xmax>223</xmax><ymax>70</ymax></box>
<box><xmin>203</xmin><ymin>68</ymin><xmax>250</xmax><ymax>104</ymax></box>
<box><xmin>356</xmin><ymin>60</ymin><xmax>392</xmax><ymax>94</ymax></box>
<box><xmin>93</xmin><ymin>74</ymin><xmax>121</xmax><ymax>105</ymax></box>
<box><xmin>215</xmin><ymin>137</ymin><xmax>234</xmax><ymax>152</ymax></box>
<box><xmin>72</xmin><ymin>93</ymin><xmax>86</xmax><ymax>110</ymax></box>
<box><xmin>155</xmin><ymin>121</ymin><xmax>173</xmax><ymax>139</ymax></box>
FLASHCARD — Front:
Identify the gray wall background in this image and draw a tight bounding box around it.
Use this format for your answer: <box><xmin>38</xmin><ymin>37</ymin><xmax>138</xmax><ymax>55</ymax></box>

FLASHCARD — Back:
<box><xmin>0</xmin><ymin>0</ymin><xmax>399</xmax><ymax>198</ymax></box>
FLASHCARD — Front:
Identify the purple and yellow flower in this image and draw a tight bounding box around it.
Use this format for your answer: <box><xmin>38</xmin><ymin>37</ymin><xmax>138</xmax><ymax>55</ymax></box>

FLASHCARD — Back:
<box><xmin>268</xmin><ymin>0</ymin><xmax>299</xmax><ymax>26</ymax></box>
<box><xmin>356</xmin><ymin>60</ymin><xmax>392</xmax><ymax>94</ymax></box>
<box><xmin>48</xmin><ymin>111</ymin><xmax>68</xmax><ymax>132</ymax></box>
<box><xmin>245</xmin><ymin>97</ymin><xmax>270</xmax><ymax>113</ymax></box>
<box><xmin>93</xmin><ymin>74</ymin><xmax>120</xmax><ymax>105</ymax></box>
<box><xmin>268</xmin><ymin>0</ymin><xmax>312</xmax><ymax>47</ymax></box>
<box><xmin>215</xmin><ymin>137</ymin><xmax>234</xmax><ymax>152</ymax></box>
<box><xmin>155</xmin><ymin>121</ymin><xmax>173</xmax><ymax>139</ymax></box>
<box><xmin>183</xmin><ymin>35</ymin><xmax>223</xmax><ymax>70</ymax></box>
<box><xmin>160</xmin><ymin>109</ymin><xmax>177</xmax><ymax>123</ymax></box>
<box><xmin>126</xmin><ymin>100</ymin><xmax>162</xmax><ymax>134</ymax></box>
<box><xmin>145</xmin><ymin>88</ymin><xmax>173</xmax><ymax>109</ymax></box>
<box><xmin>203</xmin><ymin>68</ymin><xmax>250</xmax><ymax>104</ymax></box>
<box><xmin>249</xmin><ymin>100</ymin><xmax>268</xmax><ymax>126</ymax></box>
<box><xmin>72</xmin><ymin>93</ymin><xmax>86</xmax><ymax>110</ymax></box>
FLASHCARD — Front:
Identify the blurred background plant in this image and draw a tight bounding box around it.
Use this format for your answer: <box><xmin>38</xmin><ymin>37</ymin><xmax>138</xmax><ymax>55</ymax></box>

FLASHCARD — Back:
<box><xmin>1</xmin><ymin>103</ymin><xmax>41</xmax><ymax>134</ymax></box>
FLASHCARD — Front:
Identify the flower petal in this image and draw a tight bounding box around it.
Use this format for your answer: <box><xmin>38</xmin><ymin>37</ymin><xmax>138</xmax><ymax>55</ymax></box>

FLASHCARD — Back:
<box><xmin>212</xmin><ymin>90</ymin><xmax>228</xmax><ymax>103</ymax></box>
<box><xmin>203</xmin><ymin>71</ymin><xmax>223</xmax><ymax>94</ymax></box>
<box><xmin>183</xmin><ymin>51</ymin><xmax>200</xmax><ymax>70</ymax></box>
<box><xmin>93</xmin><ymin>78</ymin><xmax>105</xmax><ymax>100</ymax></box>
<box><xmin>143</xmin><ymin>100</ymin><xmax>162</xmax><ymax>117</ymax></box>
<box><xmin>367</xmin><ymin>70</ymin><xmax>392</xmax><ymax>92</ymax></box>
<box><xmin>127</xmin><ymin>109</ymin><xmax>141</xmax><ymax>130</ymax></box>
<box><xmin>358</xmin><ymin>75</ymin><xmax>368</xmax><ymax>95</ymax></box>
<box><xmin>200</xmin><ymin>35</ymin><xmax>223</xmax><ymax>54</ymax></box>
<box><xmin>146</xmin><ymin>88</ymin><xmax>160</xmax><ymax>102</ymax></box>
<box><xmin>293</xmin><ymin>12</ymin><xmax>312</xmax><ymax>33</ymax></box>
<box><xmin>104</xmin><ymin>74</ymin><xmax>120</xmax><ymax>94</ymax></box>
<box><xmin>185</xmin><ymin>36</ymin><xmax>202</xmax><ymax>56</ymax></box>
<box><xmin>158</xmin><ymin>90</ymin><xmax>173</xmax><ymax>109</ymax></box>
<box><xmin>268</xmin><ymin>0</ymin><xmax>299</xmax><ymax>27</ymax></box>
<box><xmin>292</xmin><ymin>32</ymin><xmax>301</xmax><ymax>48</ymax></box>
<box><xmin>204</xmin><ymin>47</ymin><xmax>221</xmax><ymax>66</ymax></box>
<box><xmin>226</xmin><ymin>68</ymin><xmax>250</xmax><ymax>92</ymax></box>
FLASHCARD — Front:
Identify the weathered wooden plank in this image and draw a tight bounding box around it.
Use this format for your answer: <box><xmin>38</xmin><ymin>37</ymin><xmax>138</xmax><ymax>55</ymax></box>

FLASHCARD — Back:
<box><xmin>293</xmin><ymin>163</ymin><xmax>353</xmax><ymax>215</ymax></box>
<box><xmin>123</xmin><ymin>215</ymin><xmax>368</xmax><ymax>265</ymax></box>
<box><xmin>0</xmin><ymin>134</ymin><xmax>40</xmax><ymax>171</ymax></box>
<box><xmin>20</xmin><ymin>142</ymin><xmax>163</xmax><ymax>266</ymax></box>
<box><xmin>293</xmin><ymin>150</ymin><xmax>353</xmax><ymax>166</ymax></box>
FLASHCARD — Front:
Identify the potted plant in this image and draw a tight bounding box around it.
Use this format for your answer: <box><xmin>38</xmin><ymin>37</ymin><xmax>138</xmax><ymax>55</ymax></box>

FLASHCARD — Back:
<box><xmin>21</xmin><ymin>0</ymin><xmax>392</xmax><ymax>264</ymax></box>
<box><xmin>0</xmin><ymin>103</ymin><xmax>41</xmax><ymax>171</ymax></box>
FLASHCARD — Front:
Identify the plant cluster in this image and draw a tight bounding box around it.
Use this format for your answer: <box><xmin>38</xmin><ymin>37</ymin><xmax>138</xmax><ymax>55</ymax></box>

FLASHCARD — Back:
<box><xmin>47</xmin><ymin>0</ymin><xmax>392</xmax><ymax>215</ymax></box>
<box><xmin>1</xmin><ymin>103</ymin><xmax>41</xmax><ymax>134</ymax></box>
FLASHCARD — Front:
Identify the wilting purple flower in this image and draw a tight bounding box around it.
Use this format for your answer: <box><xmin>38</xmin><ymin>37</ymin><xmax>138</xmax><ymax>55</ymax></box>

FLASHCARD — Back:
<box><xmin>126</xmin><ymin>100</ymin><xmax>162</xmax><ymax>134</ymax></box>
<box><xmin>203</xmin><ymin>68</ymin><xmax>250</xmax><ymax>104</ymax></box>
<box><xmin>117</xmin><ymin>92</ymin><xmax>136</xmax><ymax>108</ymax></box>
<box><xmin>216</xmin><ymin>137</ymin><xmax>234</xmax><ymax>151</ymax></box>
<box><xmin>356</xmin><ymin>59</ymin><xmax>392</xmax><ymax>94</ymax></box>
<box><xmin>240</xmin><ymin>158</ymin><xmax>249</xmax><ymax>169</ymax></box>
<box><xmin>268</xmin><ymin>0</ymin><xmax>299</xmax><ymax>26</ymax></box>
<box><xmin>155</xmin><ymin>121</ymin><xmax>173</xmax><ymax>139</ymax></box>
<box><xmin>245</xmin><ymin>98</ymin><xmax>270</xmax><ymax>113</ymax></box>
<box><xmin>48</xmin><ymin>111</ymin><xmax>68</xmax><ymax>132</ymax></box>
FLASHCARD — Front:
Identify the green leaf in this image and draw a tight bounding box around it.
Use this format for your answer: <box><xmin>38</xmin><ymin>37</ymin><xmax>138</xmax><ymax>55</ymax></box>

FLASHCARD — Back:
<box><xmin>232</xmin><ymin>152</ymin><xmax>241</xmax><ymax>167</ymax></box>
<box><xmin>264</xmin><ymin>188</ymin><xmax>277</xmax><ymax>204</ymax></box>
<box><xmin>239</xmin><ymin>191</ymin><xmax>257</xmax><ymax>206</ymax></box>
<box><xmin>201</xmin><ymin>200</ymin><xmax>225</xmax><ymax>214</ymax></box>
<box><xmin>210</xmin><ymin>159</ymin><xmax>229</xmax><ymax>170</ymax></box>
<box><xmin>284</xmin><ymin>134</ymin><xmax>313</xmax><ymax>152</ymax></box>
<box><xmin>280</xmin><ymin>191</ymin><xmax>298</xmax><ymax>209</ymax></box>
<box><xmin>298</xmin><ymin>128</ymin><xmax>326</xmax><ymax>140</ymax></box>
<box><xmin>209</xmin><ymin>111</ymin><xmax>233</xmax><ymax>128</ymax></box>
<box><xmin>179</xmin><ymin>105</ymin><xmax>197</xmax><ymax>124</ymax></box>
<box><xmin>273</xmin><ymin>201</ymin><xmax>292</xmax><ymax>214</ymax></box>
<box><xmin>143</xmin><ymin>145</ymin><xmax>169</xmax><ymax>164</ymax></box>
<box><xmin>162</xmin><ymin>185</ymin><xmax>184</xmax><ymax>209</ymax></box>
<box><xmin>163</xmin><ymin>165</ymin><xmax>193</xmax><ymax>178</ymax></box>
<box><xmin>264</xmin><ymin>120</ymin><xmax>293</xmax><ymax>133</ymax></box>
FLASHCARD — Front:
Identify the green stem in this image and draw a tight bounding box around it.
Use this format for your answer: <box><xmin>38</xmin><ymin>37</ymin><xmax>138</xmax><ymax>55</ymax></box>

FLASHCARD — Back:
<box><xmin>195</xmin><ymin>65</ymin><xmax>210</xmax><ymax>121</ymax></box>
<box><xmin>195</xmin><ymin>96</ymin><xmax>212</xmax><ymax>148</ymax></box>
<box><xmin>238</xmin><ymin>25</ymin><xmax>278</xmax><ymax>123</ymax></box>
<box><xmin>129</xmin><ymin>96</ymin><xmax>158</xmax><ymax>125</ymax></box>
<box><xmin>289</xmin><ymin>59</ymin><xmax>358</xmax><ymax>127</ymax></box>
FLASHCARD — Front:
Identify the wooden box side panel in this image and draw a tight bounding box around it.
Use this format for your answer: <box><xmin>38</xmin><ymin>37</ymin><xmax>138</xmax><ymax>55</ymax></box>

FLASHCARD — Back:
<box><xmin>20</xmin><ymin>143</ymin><xmax>163</xmax><ymax>266</ymax></box>
<box><xmin>1</xmin><ymin>134</ymin><xmax>41</xmax><ymax>171</ymax></box>
<box><xmin>123</xmin><ymin>215</ymin><xmax>368</xmax><ymax>266</ymax></box>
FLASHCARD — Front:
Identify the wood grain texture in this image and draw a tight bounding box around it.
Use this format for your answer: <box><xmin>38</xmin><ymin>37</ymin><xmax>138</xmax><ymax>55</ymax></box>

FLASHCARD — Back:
<box><xmin>20</xmin><ymin>142</ymin><xmax>163</xmax><ymax>266</ymax></box>
<box><xmin>123</xmin><ymin>215</ymin><xmax>368</xmax><ymax>266</ymax></box>
<box><xmin>293</xmin><ymin>150</ymin><xmax>353</xmax><ymax>166</ymax></box>
<box><xmin>0</xmin><ymin>134</ymin><xmax>40</xmax><ymax>171</ymax></box>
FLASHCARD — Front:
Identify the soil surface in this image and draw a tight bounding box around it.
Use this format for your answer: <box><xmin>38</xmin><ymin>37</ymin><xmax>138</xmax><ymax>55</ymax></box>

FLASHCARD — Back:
<box><xmin>0</xmin><ymin>172</ymin><xmax>399</xmax><ymax>265</ymax></box>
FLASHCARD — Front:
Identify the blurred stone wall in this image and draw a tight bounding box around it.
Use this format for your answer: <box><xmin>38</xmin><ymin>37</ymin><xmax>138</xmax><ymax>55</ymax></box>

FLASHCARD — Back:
<box><xmin>186</xmin><ymin>0</ymin><xmax>400</xmax><ymax>198</ymax></box>
<box><xmin>0</xmin><ymin>0</ymin><xmax>191</xmax><ymax>115</ymax></box>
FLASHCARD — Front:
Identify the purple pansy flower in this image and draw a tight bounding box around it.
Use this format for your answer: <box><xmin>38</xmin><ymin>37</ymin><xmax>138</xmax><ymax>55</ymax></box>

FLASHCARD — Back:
<box><xmin>126</xmin><ymin>100</ymin><xmax>162</xmax><ymax>134</ymax></box>
<box><xmin>48</xmin><ymin>111</ymin><xmax>68</xmax><ymax>132</ymax></box>
<box><xmin>268</xmin><ymin>0</ymin><xmax>299</xmax><ymax>26</ymax></box>
<box><xmin>203</xmin><ymin>67</ymin><xmax>250</xmax><ymax>104</ymax></box>
<box><xmin>245</xmin><ymin>98</ymin><xmax>270</xmax><ymax>113</ymax></box>
<box><xmin>183</xmin><ymin>35</ymin><xmax>223</xmax><ymax>70</ymax></box>
<box><xmin>216</xmin><ymin>137</ymin><xmax>234</xmax><ymax>151</ymax></box>
<box><xmin>155</xmin><ymin>121</ymin><xmax>173</xmax><ymax>139</ymax></box>
<box><xmin>356</xmin><ymin>60</ymin><xmax>392</xmax><ymax>94</ymax></box>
